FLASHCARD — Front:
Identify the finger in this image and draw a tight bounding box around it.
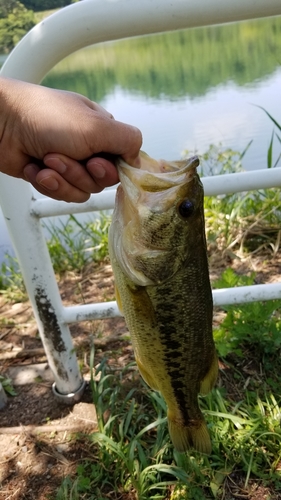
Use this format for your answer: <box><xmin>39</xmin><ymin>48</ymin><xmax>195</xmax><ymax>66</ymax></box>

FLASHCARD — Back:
<box><xmin>44</xmin><ymin>153</ymin><xmax>119</xmax><ymax>191</ymax></box>
<box><xmin>23</xmin><ymin>163</ymin><xmax>90</xmax><ymax>203</ymax></box>
<box><xmin>124</xmin><ymin>153</ymin><xmax>141</xmax><ymax>168</ymax></box>
<box><xmin>44</xmin><ymin>154</ymin><xmax>106</xmax><ymax>193</ymax></box>
<box><xmin>97</xmin><ymin>120</ymin><xmax>142</xmax><ymax>166</ymax></box>
<box><xmin>79</xmin><ymin>117</ymin><xmax>142</xmax><ymax>166</ymax></box>
<box><xmin>86</xmin><ymin>156</ymin><xmax>119</xmax><ymax>188</ymax></box>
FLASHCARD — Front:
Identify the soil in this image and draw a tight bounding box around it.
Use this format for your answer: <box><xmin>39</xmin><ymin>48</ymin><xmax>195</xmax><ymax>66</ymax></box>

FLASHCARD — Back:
<box><xmin>0</xmin><ymin>253</ymin><xmax>280</xmax><ymax>500</ymax></box>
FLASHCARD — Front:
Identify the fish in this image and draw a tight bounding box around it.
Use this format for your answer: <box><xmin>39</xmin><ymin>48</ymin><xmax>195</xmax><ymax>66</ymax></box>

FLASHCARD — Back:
<box><xmin>108</xmin><ymin>151</ymin><xmax>218</xmax><ymax>454</ymax></box>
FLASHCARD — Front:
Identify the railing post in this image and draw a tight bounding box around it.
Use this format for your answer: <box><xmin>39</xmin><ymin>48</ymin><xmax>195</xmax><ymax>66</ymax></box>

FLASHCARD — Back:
<box><xmin>0</xmin><ymin>175</ymin><xmax>85</xmax><ymax>402</ymax></box>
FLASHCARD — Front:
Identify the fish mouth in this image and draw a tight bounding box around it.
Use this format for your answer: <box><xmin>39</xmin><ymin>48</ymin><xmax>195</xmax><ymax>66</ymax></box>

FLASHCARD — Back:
<box><xmin>116</xmin><ymin>151</ymin><xmax>200</xmax><ymax>216</ymax></box>
<box><xmin>117</xmin><ymin>151</ymin><xmax>199</xmax><ymax>192</ymax></box>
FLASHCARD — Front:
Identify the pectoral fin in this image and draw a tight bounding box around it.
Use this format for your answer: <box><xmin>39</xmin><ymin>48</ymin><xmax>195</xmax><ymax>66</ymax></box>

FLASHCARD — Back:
<box><xmin>115</xmin><ymin>285</ymin><xmax>123</xmax><ymax>314</ymax></box>
<box><xmin>136</xmin><ymin>358</ymin><xmax>160</xmax><ymax>391</ymax></box>
<box><xmin>200</xmin><ymin>352</ymin><xmax>218</xmax><ymax>395</ymax></box>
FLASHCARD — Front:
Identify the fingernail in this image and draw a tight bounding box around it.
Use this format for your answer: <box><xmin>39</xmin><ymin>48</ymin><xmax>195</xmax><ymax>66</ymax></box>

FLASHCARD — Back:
<box><xmin>124</xmin><ymin>155</ymin><xmax>141</xmax><ymax>168</ymax></box>
<box><xmin>23</xmin><ymin>164</ymin><xmax>37</xmax><ymax>181</ymax></box>
<box><xmin>133</xmin><ymin>155</ymin><xmax>141</xmax><ymax>168</ymax></box>
<box><xmin>88</xmin><ymin>161</ymin><xmax>106</xmax><ymax>179</ymax></box>
<box><xmin>38</xmin><ymin>176</ymin><xmax>59</xmax><ymax>191</ymax></box>
<box><xmin>45</xmin><ymin>157</ymin><xmax>67</xmax><ymax>174</ymax></box>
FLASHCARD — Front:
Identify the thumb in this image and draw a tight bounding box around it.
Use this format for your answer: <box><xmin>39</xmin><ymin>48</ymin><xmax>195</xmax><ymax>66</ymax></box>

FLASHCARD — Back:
<box><xmin>88</xmin><ymin>116</ymin><xmax>142</xmax><ymax>166</ymax></box>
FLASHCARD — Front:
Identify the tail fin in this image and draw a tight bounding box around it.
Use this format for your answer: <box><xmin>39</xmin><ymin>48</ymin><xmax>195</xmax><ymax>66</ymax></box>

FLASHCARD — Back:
<box><xmin>168</xmin><ymin>416</ymin><xmax>211</xmax><ymax>454</ymax></box>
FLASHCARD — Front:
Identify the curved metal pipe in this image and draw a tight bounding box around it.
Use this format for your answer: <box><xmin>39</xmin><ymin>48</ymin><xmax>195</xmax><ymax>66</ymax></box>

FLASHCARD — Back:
<box><xmin>1</xmin><ymin>0</ymin><xmax>281</xmax><ymax>83</ymax></box>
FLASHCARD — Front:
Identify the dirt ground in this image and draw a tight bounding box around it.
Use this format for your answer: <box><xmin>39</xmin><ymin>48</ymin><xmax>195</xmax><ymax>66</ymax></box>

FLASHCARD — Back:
<box><xmin>0</xmin><ymin>254</ymin><xmax>280</xmax><ymax>499</ymax></box>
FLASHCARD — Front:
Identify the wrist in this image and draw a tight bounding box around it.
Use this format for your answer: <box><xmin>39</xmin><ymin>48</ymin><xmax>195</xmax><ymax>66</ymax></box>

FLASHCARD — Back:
<box><xmin>0</xmin><ymin>77</ymin><xmax>24</xmax><ymax>176</ymax></box>
<box><xmin>0</xmin><ymin>76</ymin><xmax>10</xmax><ymax>140</ymax></box>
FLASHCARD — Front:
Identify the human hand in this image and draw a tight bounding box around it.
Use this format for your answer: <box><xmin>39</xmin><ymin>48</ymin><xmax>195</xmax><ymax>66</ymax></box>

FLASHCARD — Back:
<box><xmin>0</xmin><ymin>77</ymin><xmax>142</xmax><ymax>202</ymax></box>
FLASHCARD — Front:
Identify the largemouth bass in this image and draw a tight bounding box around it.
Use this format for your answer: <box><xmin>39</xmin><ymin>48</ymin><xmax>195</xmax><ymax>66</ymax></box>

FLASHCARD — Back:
<box><xmin>108</xmin><ymin>151</ymin><xmax>218</xmax><ymax>454</ymax></box>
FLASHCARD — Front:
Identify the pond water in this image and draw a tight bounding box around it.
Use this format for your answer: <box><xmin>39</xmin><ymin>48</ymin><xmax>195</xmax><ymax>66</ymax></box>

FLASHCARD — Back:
<box><xmin>1</xmin><ymin>15</ymin><xmax>281</xmax><ymax>263</ymax></box>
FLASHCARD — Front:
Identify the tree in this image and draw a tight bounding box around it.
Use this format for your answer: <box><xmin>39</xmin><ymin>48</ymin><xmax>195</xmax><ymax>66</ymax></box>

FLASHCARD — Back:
<box><xmin>0</xmin><ymin>1</ymin><xmax>35</xmax><ymax>53</ymax></box>
<box><xmin>0</xmin><ymin>0</ymin><xmax>21</xmax><ymax>17</ymax></box>
<box><xmin>20</xmin><ymin>0</ymin><xmax>72</xmax><ymax>11</ymax></box>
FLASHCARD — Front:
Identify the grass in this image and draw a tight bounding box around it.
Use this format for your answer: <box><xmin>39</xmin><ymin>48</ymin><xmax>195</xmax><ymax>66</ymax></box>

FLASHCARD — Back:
<box><xmin>197</xmin><ymin>108</ymin><xmax>281</xmax><ymax>257</ymax></box>
<box><xmin>214</xmin><ymin>269</ymin><xmax>281</xmax><ymax>361</ymax></box>
<box><xmin>54</xmin><ymin>318</ymin><xmax>281</xmax><ymax>499</ymax></box>
<box><xmin>255</xmin><ymin>106</ymin><xmax>281</xmax><ymax>169</ymax></box>
<box><xmin>43</xmin><ymin>212</ymin><xmax>111</xmax><ymax>274</ymax></box>
<box><xmin>0</xmin><ymin>212</ymin><xmax>111</xmax><ymax>301</ymax></box>
<box><xmin>0</xmin><ymin>255</ymin><xmax>27</xmax><ymax>302</ymax></box>
<box><xmin>0</xmin><ymin>374</ymin><xmax>17</xmax><ymax>396</ymax></box>
<box><xmin>198</xmin><ymin>144</ymin><xmax>281</xmax><ymax>257</ymax></box>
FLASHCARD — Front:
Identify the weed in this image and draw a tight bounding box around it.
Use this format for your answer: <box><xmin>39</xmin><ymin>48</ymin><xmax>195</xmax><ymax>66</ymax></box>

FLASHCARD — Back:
<box><xmin>54</xmin><ymin>338</ymin><xmax>281</xmax><ymax>499</ymax></box>
<box><xmin>0</xmin><ymin>375</ymin><xmax>17</xmax><ymax>396</ymax></box>
<box><xmin>0</xmin><ymin>255</ymin><xmax>27</xmax><ymax>302</ymax></box>
<box><xmin>54</xmin><ymin>476</ymin><xmax>80</xmax><ymax>500</ymax></box>
<box><xmin>0</xmin><ymin>212</ymin><xmax>112</xmax><ymax>299</ymax></box>
<box><xmin>213</xmin><ymin>268</ymin><xmax>281</xmax><ymax>361</ymax></box>
<box><xmin>198</xmin><ymin>145</ymin><xmax>281</xmax><ymax>255</ymax></box>
<box><xmin>54</xmin><ymin>265</ymin><xmax>281</xmax><ymax>499</ymax></box>
<box><xmin>44</xmin><ymin>212</ymin><xmax>111</xmax><ymax>274</ymax></box>
<box><xmin>198</xmin><ymin>142</ymin><xmax>249</xmax><ymax>177</ymax></box>
<box><xmin>255</xmin><ymin>106</ymin><xmax>281</xmax><ymax>169</ymax></box>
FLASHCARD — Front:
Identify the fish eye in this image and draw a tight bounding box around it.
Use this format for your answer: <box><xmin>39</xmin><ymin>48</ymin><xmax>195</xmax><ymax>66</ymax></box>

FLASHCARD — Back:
<box><xmin>177</xmin><ymin>199</ymin><xmax>194</xmax><ymax>218</ymax></box>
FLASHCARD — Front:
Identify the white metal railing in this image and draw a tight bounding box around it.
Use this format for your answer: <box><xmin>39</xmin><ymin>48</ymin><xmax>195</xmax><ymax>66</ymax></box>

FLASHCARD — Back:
<box><xmin>1</xmin><ymin>0</ymin><xmax>281</xmax><ymax>401</ymax></box>
<box><xmin>30</xmin><ymin>168</ymin><xmax>281</xmax><ymax>219</ymax></box>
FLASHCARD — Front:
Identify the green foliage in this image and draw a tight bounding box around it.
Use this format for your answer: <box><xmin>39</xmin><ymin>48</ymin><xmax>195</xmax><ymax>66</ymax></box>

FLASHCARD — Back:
<box><xmin>55</xmin><ymin>349</ymin><xmax>193</xmax><ymax>500</ymax></box>
<box><xmin>213</xmin><ymin>269</ymin><xmax>281</xmax><ymax>360</ymax></box>
<box><xmin>0</xmin><ymin>0</ymin><xmax>19</xmax><ymax>17</ymax></box>
<box><xmin>44</xmin><ymin>212</ymin><xmax>111</xmax><ymax>274</ymax></box>
<box><xmin>0</xmin><ymin>255</ymin><xmax>27</xmax><ymax>302</ymax></box>
<box><xmin>0</xmin><ymin>0</ymin><xmax>35</xmax><ymax>53</ymax></box>
<box><xmin>20</xmin><ymin>0</ymin><xmax>71</xmax><ymax>11</ymax></box>
<box><xmin>200</xmin><ymin>145</ymin><xmax>281</xmax><ymax>254</ymax></box>
<box><xmin>0</xmin><ymin>375</ymin><xmax>17</xmax><ymax>396</ymax></box>
<box><xmin>43</xmin><ymin>16</ymin><xmax>281</xmax><ymax>102</ymax></box>
<box><xmin>55</xmin><ymin>339</ymin><xmax>281</xmax><ymax>499</ymax></box>
<box><xmin>256</xmin><ymin>106</ymin><xmax>281</xmax><ymax>169</ymax></box>
<box><xmin>55</xmin><ymin>476</ymin><xmax>80</xmax><ymax>500</ymax></box>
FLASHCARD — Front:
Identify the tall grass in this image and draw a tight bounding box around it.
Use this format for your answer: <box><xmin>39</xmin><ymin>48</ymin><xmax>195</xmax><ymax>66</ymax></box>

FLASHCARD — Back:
<box><xmin>55</xmin><ymin>309</ymin><xmax>281</xmax><ymax>499</ymax></box>
<box><xmin>0</xmin><ymin>255</ymin><xmax>26</xmax><ymax>302</ymax></box>
<box><xmin>199</xmin><ymin>145</ymin><xmax>281</xmax><ymax>256</ymax></box>
<box><xmin>255</xmin><ymin>106</ymin><xmax>281</xmax><ymax>169</ymax></box>
<box><xmin>43</xmin><ymin>212</ymin><xmax>111</xmax><ymax>274</ymax></box>
<box><xmin>0</xmin><ymin>212</ymin><xmax>112</xmax><ymax>300</ymax></box>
